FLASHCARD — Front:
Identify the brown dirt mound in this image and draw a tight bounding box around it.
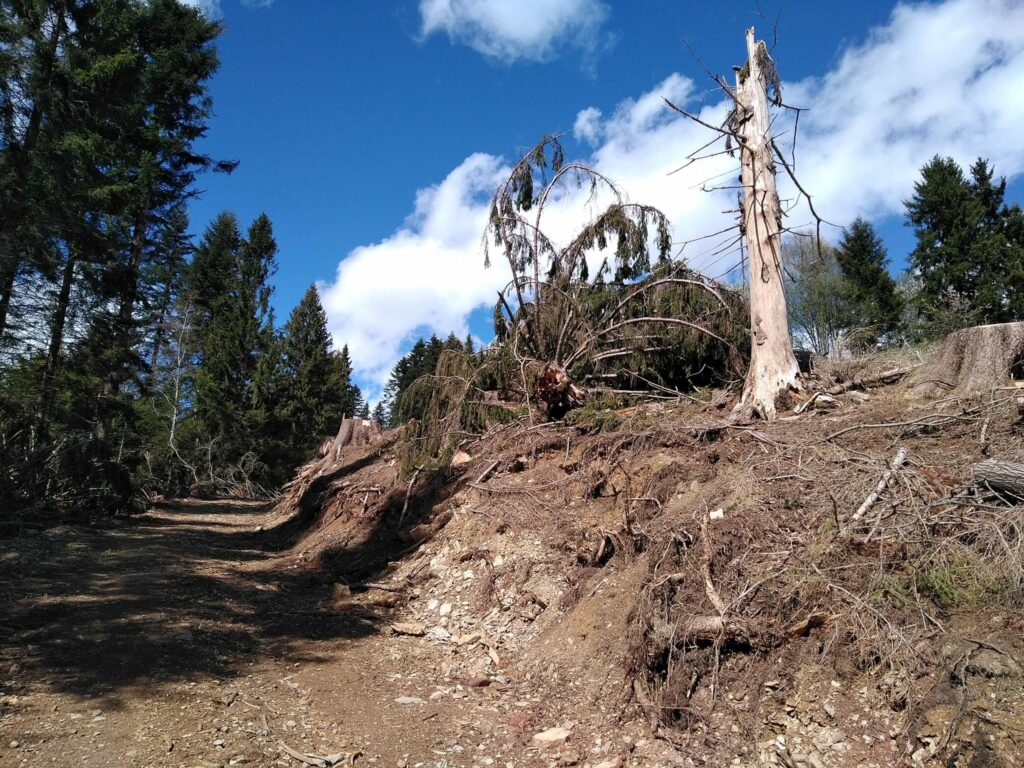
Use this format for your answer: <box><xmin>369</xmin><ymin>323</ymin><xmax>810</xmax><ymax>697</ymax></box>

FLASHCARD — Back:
<box><xmin>263</xmin><ymin>357</ymin><xmax>1024</xmax><ymax>767</ymax></box>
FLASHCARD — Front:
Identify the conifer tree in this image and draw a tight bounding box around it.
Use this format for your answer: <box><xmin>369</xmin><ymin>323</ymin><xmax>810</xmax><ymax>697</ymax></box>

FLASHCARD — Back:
<box><xmin>192</xmin><ymin>213</ymin><xmax>278</xmax><ymax>477</ymax></box>
<box><xmin>279</xmin><ymin>284</ymin><xmax>349</xmax><ymax>457</ymax></box>
<box><xmin>906</xmin><ymin>156</ymin><xmax>1024</xmax><ymax>325</ymax></box>
<box><xmin>835</xmin><ymin>218</ymin><xmax>902</xmax><ymax>337</ymax></box>
<box><xmin>371</xmin><ymin>401</ymin><xmax>388</xmax><ymax>428</ymax></box>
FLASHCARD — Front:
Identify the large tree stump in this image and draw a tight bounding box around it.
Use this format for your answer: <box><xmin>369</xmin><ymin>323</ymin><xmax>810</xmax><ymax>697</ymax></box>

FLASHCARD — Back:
<box><xmin>320</xmin><ymin>416</ymin><xmax>382</xmax><ymax>459</ymax></box>
<box><xmin>910</xmin><ymin>322</ymin><xmax>1024</xmax><ymax>398</ymax></box>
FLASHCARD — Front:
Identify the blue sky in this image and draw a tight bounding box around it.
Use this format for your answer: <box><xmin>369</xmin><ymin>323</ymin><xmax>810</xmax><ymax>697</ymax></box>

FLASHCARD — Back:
<box><xmin>182</xmin><ymin>0</ymin><xmax>1024</xmax><ymax>398</ymax></box>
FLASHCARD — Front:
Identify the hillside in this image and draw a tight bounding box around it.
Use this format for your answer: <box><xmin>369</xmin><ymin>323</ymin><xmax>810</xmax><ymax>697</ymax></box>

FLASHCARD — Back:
<box><xmin>261</xmin><ymin>350</ymin><xmax>1024</xmax><ymax>766</ymax></box>
<box><xmin>4</xmin><ymin>348</ymin><xmax>1024</xmax><ymax>768</ymax></box>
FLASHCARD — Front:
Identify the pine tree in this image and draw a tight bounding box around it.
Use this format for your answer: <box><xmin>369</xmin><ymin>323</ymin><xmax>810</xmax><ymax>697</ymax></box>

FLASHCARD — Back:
<box><xmin>279</xmin><ymin>284</ymin><xmax>349</xmax><ymax>458</ymax></box>
<box><xmin>192</xmin><ymin>212</ymin><xmax>278</xmax><ymax>479</ymax></box>
<box><xmin>906</xmin><ymin>156</ymin><xmax>1024</xmax><ymax>325</ymax></box>
<box><xmin>371</xmin><ymin>401</ymin><xmax>388</xmax><ymax>428</ymax></box>
<box><xmin>835</xmin><ymin>218</ymin><xmax>902</xmax><ymax>338</ymax></box>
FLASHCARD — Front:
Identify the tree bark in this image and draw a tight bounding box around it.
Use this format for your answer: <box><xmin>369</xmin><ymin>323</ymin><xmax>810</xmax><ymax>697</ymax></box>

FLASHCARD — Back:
<box><xmin>909</xmin><ymin>322</ymin><xmax>1024</xmax><ymax>398</ymax></box>
<box><xmin>734</xmin><ymin>28</ymin><xmax>800</xmax><ymax>420</ymax></box>
<box><xmin>0</xmin><ymin>7</ymin><xmax>68</xmax><ymax>341</ymax></box>
<box><xmin>37</xmin><ymin>251</ymin><xmax>77</xmax><ymax>427</ymax></box>
<box><xmin>973</xmin><ymin>459</ymin><xmax>1024</xmax><ymax>498</ymax></box>
<box><xmin>328</xmin><ymin>415</ymin><xmax>382</xmax><ymax>458</ymax></box>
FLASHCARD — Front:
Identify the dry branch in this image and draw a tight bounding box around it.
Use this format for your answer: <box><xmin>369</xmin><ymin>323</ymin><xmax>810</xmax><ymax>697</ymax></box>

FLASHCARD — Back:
<box><xmin>847</xmin><ymin>447</ymin><xmax>908</xmax><ymax>529</ymax></box>
<box><xmin>823</xmin><ymin>367</ymin><xmax>913</xmax><ymax>396</ymax></box>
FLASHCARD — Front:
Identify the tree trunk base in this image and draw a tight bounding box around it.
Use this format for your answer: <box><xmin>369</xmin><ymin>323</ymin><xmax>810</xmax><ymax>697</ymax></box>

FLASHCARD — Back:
<box><xmin>321</xmin><ymin>417</ymin><xmax>382</xmax><ymax>459</ymax></box>
<box><xmin>909</xmin><ymin>322</ymin><xmax>1024</xmax><ymax>398</ymax></box>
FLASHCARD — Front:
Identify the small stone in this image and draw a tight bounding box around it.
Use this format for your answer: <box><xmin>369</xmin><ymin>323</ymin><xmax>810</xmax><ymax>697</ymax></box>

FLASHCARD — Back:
<box><xmin>966</xmin><ymin>649</ymin><xmax>1019</xmax><ymax>678</ymax></box>
<box><xmin>427</xmin><ymin>626</ymin><xmax>451</xmax><ymax>641</ymax></box>
<box><xmin>439</xmin><ymin>602</ymin><xmax>453</xmax><ymax>617</ymax></box>
<box><xmin>457</xmin><ymin>633</ymin><xmax>481</xmax><ymax>646</ymax></box>
<box><xmin>427</xmin><ymin>599</ymin><xmax>439</xmax><ymax>610</ymax></box>
<box><xmin>592</xmin><ymin>760</ymin><xmax>622</xmax><ymax>768</ymax></box>
<box><xmin>391</xmin><ymin>622</ymin><xmax>426</xmax><ymax>637</ymax></box>
<box><xmin>213</xmin><ymin>739</ymin><xmax>225</xmax><ymax>747</ymax></box>
<box><xmin>466</xmin><ymin>676</ymin><xmax>491</xmax><ymax>688</ymax></box>
<box><xmin>394</xmin><ymin>696</ymin><xmax>425</xmax><ymax>705</ymax></box>
<box><xmin>532</xmin><ymin>726</ymin><xmax>572</xmax><ymax>748</ymax></box>
<box><xmin>9</xmin><ymin>741</ymin><xmax>19</xmax><ymax>748</ymax></box>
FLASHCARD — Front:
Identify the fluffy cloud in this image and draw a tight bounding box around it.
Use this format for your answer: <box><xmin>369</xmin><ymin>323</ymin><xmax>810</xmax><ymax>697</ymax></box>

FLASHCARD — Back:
<box><xmin>326</xmin><ymin>0</ymin><xmax>1024</xmax><ymax>393</ymax></box>
<box><xmin>419</xmin><ymin>0</ymin><xmax>611</xmax><ymax>63</ymax></box>
<box><xmin>178</xmin><ymin>0</ymin><xmax>274</xmax><ymax>16</ymax></box>
<box><xmin>572</xmin><ymin>106</ymin><xmax>603</xmax><ymax>146</ymax></box>
<box><xmin>320</xmin><ymin>154</ymin><xmax>509</xmax><ymax>392</ymax></box>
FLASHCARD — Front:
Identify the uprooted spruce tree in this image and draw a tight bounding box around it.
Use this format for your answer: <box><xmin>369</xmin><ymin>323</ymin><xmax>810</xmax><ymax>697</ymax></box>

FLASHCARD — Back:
<box><xmin>394</xmin><ymin>135</ymin><xmax>748</xmax><ymax>469</ymax></box>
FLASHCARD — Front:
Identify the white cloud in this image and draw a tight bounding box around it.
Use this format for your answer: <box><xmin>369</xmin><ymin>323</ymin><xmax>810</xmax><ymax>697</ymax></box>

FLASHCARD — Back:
<box><xmin>325</xmin><ymin>0</ymin><xmax>1024</xmax><ymax>391</ymax></box>
<box><xmin>178</xmin><ymin>0</ymin><xmax>221</xmax><ymax>16</ymax></box>
<box><xmin>573</xmin><ymin>106</ymin><xmax>603</xmax><ymax>146</ymax></box>
<box><xmin>419</xmin><ymin>0</ymin><xmax>611</xmax><ymax>63</ymax></box>
<box><xmin>320</xmin><ymin>154</ymin><xmax>509</xmax><ymax>394</ymax></box>
<box><xmin>178</xmin><ymin>0</ymin><xmax>275</xmax><ymax>16</ymax></box>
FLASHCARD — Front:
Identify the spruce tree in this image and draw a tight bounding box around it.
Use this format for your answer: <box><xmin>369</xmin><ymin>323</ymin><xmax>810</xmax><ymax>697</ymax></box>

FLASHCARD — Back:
<box><xmin>906</xmin><ymin>156</ymin><xmax>1024</xmax><ymax>325</ymax></box>
<box><xmin>279</xmin><ymin>284</ymin><xmax>348</xmax><ymax>457</ymax></box>
<box><xmin>192</xmin><ymin>212</ymin><xmax>278</xmax><ymax>479</ymax></box>
<box><xmin>371</xmin><ymin>401</ymin><xmax>388</xmax><ymax>428</ymax></box>
<box><xmin>835</xmin><ymin>218</ymin><xmax>902</xmax><ymax>337</ymax></box>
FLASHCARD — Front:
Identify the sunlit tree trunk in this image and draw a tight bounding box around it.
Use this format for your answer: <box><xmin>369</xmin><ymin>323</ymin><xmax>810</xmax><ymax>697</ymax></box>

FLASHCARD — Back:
<box><xmin>734</xmin><ymin>28</ymin><xmax>800</xmax><ymax>419</ymax></box>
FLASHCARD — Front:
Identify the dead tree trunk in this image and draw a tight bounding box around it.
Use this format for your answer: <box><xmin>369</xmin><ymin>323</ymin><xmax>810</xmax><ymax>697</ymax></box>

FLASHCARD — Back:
<box><xmin>734</xmin><ymin>28</ymin><xmax>801</xmax><ymax>420</ymax></box>
<box><xmin>973</xmin><ymin>459</ymin><xmax>1024</xmax><ymax>499</ymax></box>
<box><xmin>910</xmin><ymin>322</ymin><xmax>1024</xmax><ymax>398</ymax></box>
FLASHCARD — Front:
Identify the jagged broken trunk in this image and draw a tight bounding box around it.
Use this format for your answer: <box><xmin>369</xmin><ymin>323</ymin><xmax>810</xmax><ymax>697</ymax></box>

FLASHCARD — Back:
<box><xmin>910</xmin><ymin>322</ymin><xmax>1024</xmax><ymax>398</ymax></box>
<box><xmin>734</xmin><ymin>28</ymin><xmax>801</xmax><ymax>420</ymax></box>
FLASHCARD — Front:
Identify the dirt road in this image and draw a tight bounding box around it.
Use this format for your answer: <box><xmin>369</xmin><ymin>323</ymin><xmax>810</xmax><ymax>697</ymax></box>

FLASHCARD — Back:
<box><xmin>0</xmin><ymin>501</ymin><xmax>558</xmax><ymax>768</ymax></box>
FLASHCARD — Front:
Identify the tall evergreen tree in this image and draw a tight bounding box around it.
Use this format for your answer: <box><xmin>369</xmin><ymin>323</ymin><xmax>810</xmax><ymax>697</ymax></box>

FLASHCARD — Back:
<box><xmin>835</xmin><ymin>218</ymin><xmax>902</xmax><ymax>337</ymax></box>
<box><xmin>279</xmin><ymin>284</ymin><xmax>349</xmax><ymax>457</ymax></box>
<box><xmin>192</xmin><ymin>212</ymin><xmax>278</xmax><ymax>477</ymax></box>
<box><xmin>906</xmin><ymin>156</ymin><xmax>1024</xmax><ymax>325</ymax></box>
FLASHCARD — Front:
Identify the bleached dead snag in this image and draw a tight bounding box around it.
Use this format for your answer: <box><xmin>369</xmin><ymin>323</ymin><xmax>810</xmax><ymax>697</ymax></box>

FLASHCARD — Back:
<box><xmin>910</xmin><ymin>322</ymin><xmax>1024</xmax><ymax>398</ymax></box>
<box><xmin>973</xmin><ymin>459</ymin><xmax>1024</xmax><ymax>499</ymax></box>
<box><xmin>733</xmin><ymin>28</ymin><xmax>801</xmax><ymax>420</ymax></box>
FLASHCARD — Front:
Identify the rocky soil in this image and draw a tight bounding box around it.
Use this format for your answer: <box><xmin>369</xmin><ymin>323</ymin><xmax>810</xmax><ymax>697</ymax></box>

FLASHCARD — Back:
<box><xmin>4</xmin><ymin>377</ymin><xmax>1024</xmax><ymax>767</ymax></box>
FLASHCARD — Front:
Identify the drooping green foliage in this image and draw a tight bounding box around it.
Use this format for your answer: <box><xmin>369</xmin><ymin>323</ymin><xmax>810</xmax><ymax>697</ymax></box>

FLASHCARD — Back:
<box><xmin>390</xmin><ymin>137</ymin><xmax>746</xmax><ymax>472</ymax></box>
<box><xmin>906</xmin><ymin>156</ymin><xmax>1024</xmax><ymax>328</ymax></box>
<box><xmin>383</xmin><ymin>333</ymin><xmax>472</xmax><ymax>427</ymax></box>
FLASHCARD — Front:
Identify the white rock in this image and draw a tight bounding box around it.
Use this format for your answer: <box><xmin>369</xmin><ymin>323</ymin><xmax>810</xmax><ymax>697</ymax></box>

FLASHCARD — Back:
<box><xmin>532</xmin><ymin>726</ymin><xmax>572</xmax><ymax>747</ymax></box>
<box><xmin>394</xmin><ymin>696</ymin><xmax>425</xmax><ymax>705</ymax></box>
<box><xmin>439</xmin><ymin>602</ymin><xmax>453</xmax><ymax>617</ymax></box>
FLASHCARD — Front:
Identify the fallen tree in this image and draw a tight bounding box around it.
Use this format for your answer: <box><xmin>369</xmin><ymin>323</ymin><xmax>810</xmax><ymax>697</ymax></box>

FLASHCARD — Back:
<box><xmin>973</xmin><ymin>458</ymin><xmax>1024</xmax><ymax>499</ymax></box>
<box><xmin>910</xmin><ymin>322</ymin><xmax>1024</xmax><ymax>398</ymax></box>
